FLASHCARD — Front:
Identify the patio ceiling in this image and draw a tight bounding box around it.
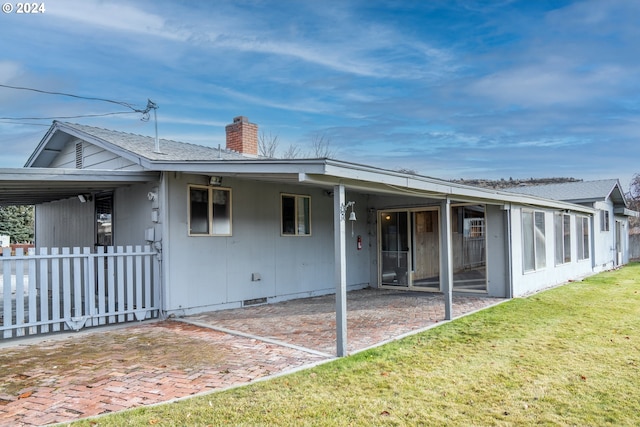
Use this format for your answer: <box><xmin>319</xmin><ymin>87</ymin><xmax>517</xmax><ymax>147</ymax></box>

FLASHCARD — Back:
<box><xmin>0</xmin><ymin>168</ymin><xmax>160</xmax><ymax>206</ymax></box>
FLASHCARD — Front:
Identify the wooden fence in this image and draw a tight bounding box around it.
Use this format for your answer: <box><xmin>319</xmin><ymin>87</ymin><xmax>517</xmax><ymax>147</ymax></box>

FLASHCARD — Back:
<box><xmin>0</xmin><ymin>246</ymin><xmax>159</xmax><ymax>339</ymax></box>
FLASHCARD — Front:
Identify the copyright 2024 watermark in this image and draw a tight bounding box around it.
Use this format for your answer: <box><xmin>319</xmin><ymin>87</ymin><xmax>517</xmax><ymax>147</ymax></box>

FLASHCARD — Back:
<box><xmin>2</xmin><ymin>2</ymin><xmax>46</xmax><ymax>13</ymax></box>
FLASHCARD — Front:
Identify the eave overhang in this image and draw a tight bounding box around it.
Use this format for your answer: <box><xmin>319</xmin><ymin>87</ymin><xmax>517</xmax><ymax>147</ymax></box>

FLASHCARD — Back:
<box><xmin>615</xmin><ymin>207</ymin><xmax>640</xmax><ymax>217</ymax></box>
<box><xmin>0</xmin><ymin>168</ymin><xmax>160</xmax><ymax>205</ymax></box>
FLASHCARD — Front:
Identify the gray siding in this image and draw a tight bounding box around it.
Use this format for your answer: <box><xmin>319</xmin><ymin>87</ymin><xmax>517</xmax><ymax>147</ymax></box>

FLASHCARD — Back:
<box><xmin>35</xmin><ymin>182</ymin><xmax>159</xmax><ymax>249</ymax></box>
<box><xmin>630</xmin><ymin>234</ymin><xmax>640</xmax><ymax>261</ymax></box>
<box><xmin>163</xmin><ymin>173</ymin><xmax>370</xmax><ymax>314</ymax></box>
<box><xmin>113</xmin><ymin>183</ymin><xmax>159</xmax><ymax>247</ymax></box>
<box><xmin>49</xmin><ymin>139</ymin><xmax>142</xmax><ymax>170</ymax></box>
<box><xmin>35</xmin><ymin>197</ymin><xmax>94</xmax><ymax>248</ymax></box>
<box><xmin>485</xmin><ymin>204</ymin><xmax>508</xmax><ymax>297</ymax></box>
<box><xmin>592</xmin><ymin>200</ymin><xmax>616</xmax><ymax>271</ymax></box>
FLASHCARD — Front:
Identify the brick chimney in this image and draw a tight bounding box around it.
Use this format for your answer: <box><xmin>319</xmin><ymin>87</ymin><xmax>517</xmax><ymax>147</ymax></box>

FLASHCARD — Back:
<box><xmin>225</xmin><ymin>116</ymin><xmax>258</xmax><ymax>157</ymax></box>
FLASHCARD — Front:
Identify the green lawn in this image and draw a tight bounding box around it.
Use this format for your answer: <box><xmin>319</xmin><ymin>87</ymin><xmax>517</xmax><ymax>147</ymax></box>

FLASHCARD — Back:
<box><xmin>73</xmin><ymin>263</ymin><xmax>640</xmax><ymax>426</ymax></box>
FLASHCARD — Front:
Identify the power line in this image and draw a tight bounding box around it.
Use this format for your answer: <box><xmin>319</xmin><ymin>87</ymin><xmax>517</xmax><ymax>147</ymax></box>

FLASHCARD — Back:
<box><xmin>0</xmin><ymin>121</ymin><xmax>51</xmax><ymax>127</ymax></box>
<box><xmin>0</xmin><ymin>84</ymin><xmax>158</xmax><ymax>121</ymax></box>
<box><xmin>0</xmin><ymin>83</ymin><xmax>145</xmax><ymax>112</ymax></box>
<box><xmin>0</xmin><ymin>111</ymin><xmax>137</xmax><ymax>121</ymax></box>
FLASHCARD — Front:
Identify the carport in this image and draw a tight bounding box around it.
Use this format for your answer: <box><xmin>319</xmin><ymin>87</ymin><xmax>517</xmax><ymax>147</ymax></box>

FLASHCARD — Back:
<box><xmin>0</xmin><ymin>168</ymin><xmax>159</xmax><ymax>205</ymax></box>
<box><xmin>0</xmin><ymin>168</ymin><xmax>160</xmax><ymax>338</ymax></box>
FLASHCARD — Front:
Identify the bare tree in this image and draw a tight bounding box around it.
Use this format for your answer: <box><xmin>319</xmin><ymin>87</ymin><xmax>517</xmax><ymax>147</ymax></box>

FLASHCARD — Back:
<box><xmin>258</xmin><ymin>130</ymin><xmax>337</xmax><ymax>159</ymax></box>
<box><xmin>309</xmin><ymin>132</ymin><xmax>336</xmax><ymax>158</ymax></box>
<box><xmin>628</xmin><ymin>173</ymin><xmax>640</xmax><ymax>228</ymax></box>
<box><xmin>258</xmin><ymin>131</ymin><xmax>279</xmax><ymax>158</ymax></box>
<box><xmin>282</xmin><ymin>144</ymin><xmax>301</xmax><ymax>159</ymax></box>
<box><xmin>396</xmin><ymin>168</ymin><xmax>418</xmax><ymax>175</ymax></box>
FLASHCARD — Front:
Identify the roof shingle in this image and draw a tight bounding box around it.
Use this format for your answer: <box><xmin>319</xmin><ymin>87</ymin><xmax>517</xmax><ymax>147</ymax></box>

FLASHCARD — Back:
<box><xmin>504</xmin><ymin>179</ymin><xmax>623</xmax><ymax>204</ymax></box>
<box><xmin>60</xmin><ymin>121</ymin><xmax>250</xmax><ymax>161</ymax></box>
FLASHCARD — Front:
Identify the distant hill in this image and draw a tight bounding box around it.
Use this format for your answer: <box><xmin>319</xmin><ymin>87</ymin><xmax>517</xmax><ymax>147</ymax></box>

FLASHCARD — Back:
<box><xmin>451</xmin><ymin>177</ymin><xmax>582</xmax><ymax>190</ymax></box>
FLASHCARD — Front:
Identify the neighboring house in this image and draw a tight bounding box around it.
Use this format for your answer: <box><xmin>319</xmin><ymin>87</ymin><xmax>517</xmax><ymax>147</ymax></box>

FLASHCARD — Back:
<box><xmin>0</xmin><ymin>117</ymin><xmax>637</xmax><ymax>350</ymax></box>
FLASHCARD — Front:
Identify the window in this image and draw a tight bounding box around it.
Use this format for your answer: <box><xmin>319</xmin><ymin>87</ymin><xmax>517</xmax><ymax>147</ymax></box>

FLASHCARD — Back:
<box><xmin>188</xmin><ymin>185</ymin><xmax>232</xmax><ymax>236</ymax></box>
<box><xmin>95</xmin><ymin>193</ymin><xmax>113</xmax><ymax>246</ymax></box>
<box><xmin>554</xmin><ymin>213</ymin><xmax>571</xmax><ymax>265</ymax></box>
<box><xmin>576</xmin><ymin>215</ymin><xmax>590</xmax><ymax>260</ymax></box>
<box><xmin>281</xmin><ymin>194</ymin><xmax>311</xmax><ymax>236</ymax></box>
<box><xmin>600</xmin><ymin>210</ymin><xmax>610</xmax><ymax>231</ymax></box>
<box><xmin>523</xmin><ymin>210</ymin><xmax>546</xmax><ymax>272</ymax></box>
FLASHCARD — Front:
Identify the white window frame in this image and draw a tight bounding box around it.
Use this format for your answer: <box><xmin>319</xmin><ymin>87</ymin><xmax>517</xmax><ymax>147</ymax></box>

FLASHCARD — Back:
<box><xmin>281</xmin><ymin>193</ymin><xmax>311</xmax><ymax>236</ymax></box>
<box><xmin>600</xmin><ymin>210</ymin><xmax>610</xmax><ymax>232</ymax></box>
<box><xmin>554</xmin><ymin>213</ymin><xmax>572</xmax><ymax>265</ymax></box>
<box><xmin>576</xmin><ymin>215</ymin><xmax>590</xmax><ymax>260</ymax></box>
<box><xmin>522</xmin><ymin>210</ymin><xmax>546</xmax><ymax>272</ymax></box>
<box><xmin>188</xmin><ymin>184</ymin><xmax>232</xmax><ymax>236</ymax></box>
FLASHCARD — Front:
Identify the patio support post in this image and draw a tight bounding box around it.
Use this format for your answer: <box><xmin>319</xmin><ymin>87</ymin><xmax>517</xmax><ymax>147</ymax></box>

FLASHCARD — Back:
<box><xmin>440</xmin><ymin>197</ymin><xmax>454</xmax><ymax>320</ymax></box>
<box><xmin>334</xmin><ymin>184</ymin><xmax>348</xmax><ymax>357</ymax></box>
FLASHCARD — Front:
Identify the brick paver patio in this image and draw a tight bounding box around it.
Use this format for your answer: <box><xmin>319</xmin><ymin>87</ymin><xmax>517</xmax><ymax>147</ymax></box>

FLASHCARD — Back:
<box><xmin>187</xmin><ymin>289</ymin><xmax>503</xmax><ymax>355</ymax></box>
<box><xmin>0</xmin><ymin>288</ymin><xmax>505</xmax><ymax>426</ymax></box>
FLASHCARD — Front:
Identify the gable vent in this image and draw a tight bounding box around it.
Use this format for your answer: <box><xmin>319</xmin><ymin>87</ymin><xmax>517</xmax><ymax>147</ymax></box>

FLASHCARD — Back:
<box><xmin>75</xmin><ymin>142</ymin><xmax>83</xmax><ymax>169</ymax></box>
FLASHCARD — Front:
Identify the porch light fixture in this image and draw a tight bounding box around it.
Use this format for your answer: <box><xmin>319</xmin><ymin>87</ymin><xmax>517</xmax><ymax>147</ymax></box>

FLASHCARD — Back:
<box><xmin>78</xmin><ymin>194</ymin><xmax>92</xmax><ymax>203</ymax></box>
<box><xmin>209</xmin><ymin>176</ymin><xmax>223</xmax><ymax>186</ymax></box>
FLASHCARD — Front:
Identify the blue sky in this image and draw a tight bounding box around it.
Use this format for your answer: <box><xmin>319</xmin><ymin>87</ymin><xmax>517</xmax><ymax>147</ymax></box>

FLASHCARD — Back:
<box><xmin>1</xmin><ymin>0</ymin><xmax>639</xmax><ymax>191</ymax></box>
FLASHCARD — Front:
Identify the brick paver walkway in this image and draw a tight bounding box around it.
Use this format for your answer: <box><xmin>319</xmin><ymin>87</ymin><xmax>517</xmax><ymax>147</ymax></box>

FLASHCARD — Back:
<box><xmin>0</xmin><ymin>289</ymin><xmax>504</xmax><ymax>426</ymax></box>
<box><xmin>188</xmin><ymin>289</ymin><xmax>504</xmax><ymax>355</ymax></box>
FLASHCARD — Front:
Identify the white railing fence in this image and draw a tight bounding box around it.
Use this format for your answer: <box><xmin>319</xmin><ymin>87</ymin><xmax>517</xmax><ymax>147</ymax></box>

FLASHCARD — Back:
<box><xmin>0</xmin><ymin>246</ymin><xmax>160</xmax><ymax>339</ymax></box>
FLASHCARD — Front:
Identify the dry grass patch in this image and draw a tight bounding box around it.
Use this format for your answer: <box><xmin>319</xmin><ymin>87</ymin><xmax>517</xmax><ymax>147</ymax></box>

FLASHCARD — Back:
<box><xmin>73</xmin><ymin>263</ymin><xmax>640</xmax><ymax>426</ymax></box>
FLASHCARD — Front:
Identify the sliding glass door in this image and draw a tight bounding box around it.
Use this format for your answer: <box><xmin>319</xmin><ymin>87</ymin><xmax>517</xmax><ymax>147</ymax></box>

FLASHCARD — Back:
<box><xmin>380</xmin><ymin>211</ymin><xmax>410</xmax><ymax>287</ymax></box>
<box><xmin>379</xmin><ymin>205</ymin><xmax>487</xmax><ymax>292</ymax></box>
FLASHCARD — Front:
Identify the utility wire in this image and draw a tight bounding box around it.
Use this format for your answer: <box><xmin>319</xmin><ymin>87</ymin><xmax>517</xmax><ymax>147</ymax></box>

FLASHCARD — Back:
<box><xmin>0</xmin><ymin>84</ymin><xmax>157</xmax><ymax>121</ymax></box>
<box><xmin>0</xmin><ymin>111</ymin><xmax>136</xmax><ymax>121</ymax></box>
<box><xmin>0</xmin><ymin>84</ymin><xmax>143</xmax><ymax>111</ymax></box>
<box><xmin>0</xmin><ymin>121</ymin><xmax>51</xmax><ymax>127</ymax></box>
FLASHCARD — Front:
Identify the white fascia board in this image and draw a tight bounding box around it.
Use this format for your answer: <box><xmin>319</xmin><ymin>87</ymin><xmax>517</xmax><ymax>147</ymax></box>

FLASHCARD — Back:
<box><xmin>303</xmin><ymin>163</ymin><xmax>595</xmax><ymax>214</ymax></box>
<box><xmin>615</xmin><ymin>207</ymin><xmax>640</xmax><ymax>217</ymax></box>
<box><xmin>144</xmin><ymin>159</ymin><xmax>328</xmax><ymax>175</ymax></box>
<box><xmin>24</xmin><ymin>122</ymin><xmax>58</xmax><ymax>167</ymax></box>
<box><xmin>0</xmin><ymin>167</ymin><xmax>158</xmax><ymax>183</ymax></box>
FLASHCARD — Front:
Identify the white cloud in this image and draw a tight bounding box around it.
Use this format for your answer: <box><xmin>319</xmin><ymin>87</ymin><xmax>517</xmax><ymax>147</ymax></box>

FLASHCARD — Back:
<box><xmin>206</xmin><ymin>84</ymin><xmax>334</xmax><ymax>114</ymax></box>
<box><xmin>468</xmin><ymin>60</ymin><xmax>630</xmax><ymax>107</ymax></box>
<box><xmin>46</xmin><ymin>0</ymin><xmax>188</xmax><ymax>41</ymax></box>
<box><xmin>0</xmin><ymin>61</ymin><xmax>22</xmax><ymax>83</ymax></box>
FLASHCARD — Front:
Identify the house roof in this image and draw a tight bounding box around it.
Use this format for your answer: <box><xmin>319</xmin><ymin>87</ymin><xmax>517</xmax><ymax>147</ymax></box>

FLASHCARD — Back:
<box><xmin>504</xmin><ymin>179</ymin><xmax>628</xmax><ymax>208</ymax></box>
<box><xmin>14</xmin><ymin>120</ymin><xmax>600</xmax><ymax>214</ymax></box>
<box><xmin>26</xmin><ymin>121</ymin><xmax>249</xmax><ymax>168</ymax></box>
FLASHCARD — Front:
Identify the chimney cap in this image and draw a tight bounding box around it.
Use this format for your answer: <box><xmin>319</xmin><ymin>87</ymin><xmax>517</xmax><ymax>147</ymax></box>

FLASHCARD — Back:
<box><xmin>233</xmin><ymin>116</ymin><xmax>249</xmax><ymax>124</ymax></box>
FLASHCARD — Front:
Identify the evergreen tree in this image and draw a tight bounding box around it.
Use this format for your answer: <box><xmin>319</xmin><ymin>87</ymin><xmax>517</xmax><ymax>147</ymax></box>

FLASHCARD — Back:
<box><xmin>0</xmin><ymin>206</ymin><xmax>35</xmax><ymax>243</ymax></box>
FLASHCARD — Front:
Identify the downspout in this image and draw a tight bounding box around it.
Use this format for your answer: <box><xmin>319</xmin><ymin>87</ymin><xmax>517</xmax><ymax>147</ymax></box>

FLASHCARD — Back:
<box><xmin>505</xmin><ymin>206</ymin><xmax>514</xmax><ymax>299</ymax></box>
